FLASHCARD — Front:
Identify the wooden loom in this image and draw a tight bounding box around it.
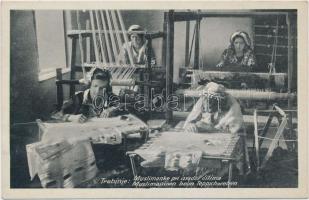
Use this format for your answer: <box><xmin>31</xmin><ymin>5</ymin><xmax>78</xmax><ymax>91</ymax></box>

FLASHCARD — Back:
<box><xmin>127</xmin><ymin>131</ymin><xmax>243</xmax><ymax>188</ymax></box>
<box><xmin>56</xmin><ymin>10</ymin><xmax>164</xmax><ymax>111</ymax></box>
<box><xmin>163</xmin><ymin>10</ymin><xmax>297</xmax><ymax>123</ymax></box>
<box><xmin>253</xmin><ymin>104</ymin><xmax>297</xmax><ymax>171</ymax></box>
<box><xmin>26</xmin><ymin>114</ymin><xmax>149</xmax><ymax>188</ymax></box>
<box><xmin>163</xmin><ymin>11</ymin><xmax>297</xmax><ymax>173</ymax></box>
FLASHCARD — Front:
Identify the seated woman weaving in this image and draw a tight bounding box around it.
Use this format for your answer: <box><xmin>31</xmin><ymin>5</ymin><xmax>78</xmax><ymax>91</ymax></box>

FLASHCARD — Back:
<box><xmin>216</xmin><ymin>31</ymin><xmax>256</xmax><ymax>71</ymax></box>
<box><xmin>183</xmin><ymin>82</ymin><xmax>244</xmax><ymax>134</ymax></box>
<box><xmin>52</xmin><ymin>68</ymin><xmax>120</xmax><ymax>123</ymax></box>
<box><xmin>118</xmin><ymin>24</ymin><xmax>156</xmax><ymax>65</ymax></box>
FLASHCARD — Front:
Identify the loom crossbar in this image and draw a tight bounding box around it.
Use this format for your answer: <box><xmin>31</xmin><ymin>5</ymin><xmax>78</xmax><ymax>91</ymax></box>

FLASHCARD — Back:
<box><xmin>176</xmin><ymin>89</ymin><xmax>295</xmax><ymax>100</ymax></box>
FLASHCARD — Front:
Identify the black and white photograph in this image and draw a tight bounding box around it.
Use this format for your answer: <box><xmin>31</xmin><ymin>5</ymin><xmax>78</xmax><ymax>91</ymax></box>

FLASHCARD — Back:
<box><xmin>2</xmin><ymin>1</ymin><xmax>308</xmax><ymax>198</ymax></box>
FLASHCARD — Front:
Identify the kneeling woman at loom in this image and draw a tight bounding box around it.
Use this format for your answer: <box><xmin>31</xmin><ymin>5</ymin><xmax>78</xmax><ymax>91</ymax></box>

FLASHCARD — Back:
<box><xmin>52</xmin><ymin>68</ymin><xmax>120</xmax><ymax>123</ymax></box>
<box><xmin>183</xmin><ymin>82</ymin><xmax>249</xmax><ymax>178</ymax></box>
<box><xmin>183</xmin><ymin>82</ymin><xmax>244</xmax><ymax>134</ymax></box>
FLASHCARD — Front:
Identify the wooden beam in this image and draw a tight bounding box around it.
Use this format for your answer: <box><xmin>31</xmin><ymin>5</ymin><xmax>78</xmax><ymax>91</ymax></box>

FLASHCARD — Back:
<box><xmin>89</xmin><ymin>10</ymin><xmax>101</xmax><ymax>65</ymax></box>
<box><xmin>176</xmin><ymin>88</ymin><xmax>295</xmax><ymax>100</ymax></box>
<box><xmin>144</xmin><ymin>31</ymin><xmax>164</xmax><ymax>39</ymax></box>
<box><xmin>193</xmin><ymin>18</ymin><xmax>200</xmax><ymax>69</ymax></box>
<box><xmin>286</xmin><ymin>12</ymin><xmax>295</xmax><ymax>149</ymax></box>
<box><xmin>173</xmin><ymin>112</ymin><xmax>297</xmax><ymax>126</ymax></box>
<box><xmin>85</xmin><ymin>20</ymin><xmax>91</xmax><ymax>64</ymax></box>
<box><xmin>260</xmin><ymin>117</ymin><xmax>287</xmax><ymax>169</ymax></box>
<box><xmin>67</xmin><ymin>30</ymin><xmax>164</xmax><ymax>39</ymax></box>
<box><xmin>253</xmin><ymin>110</ymin><xmax>260</xmax><ymax>170</ymax></box>
<box><xmin>165</xmin><ymin>10</ymin><xmax>174</xmax><ymax>123</ymax></box>
<box><xmin>161</xmin><ymin>13</ymin><xmax>167</xmax><ymax>68</ymax></box>
<box><xmin>258</xmin><ymin>106</ymin><xmax>276</xmax><ymax>148</ymax></box>
<box><xmin>56</xmin><ymin>80</ymin><xmax>80</xmax><ymax>85</ymax></box>
<box><xmin>144</xmin><ymin>38</ymin><xmax>153</xmax><ymax>111</ymax></box>
<box><xmin>56</xmin><ymin>68</ymin><xmax>64</xmax><ymax>110</ymax></box>
<box><xmin>69</xmin><ymin>37</ymin><xmax>77</xmax><ymax>98</ymax></box>
<box><xmin>173</xmin><ymin>11</ymin><xmax>289</xmax><ymax>22</ymax></box>
<box><xmin>185</xmin><ymin>21</ymin><xmax>190</xmax><ymax>66</ymax></box>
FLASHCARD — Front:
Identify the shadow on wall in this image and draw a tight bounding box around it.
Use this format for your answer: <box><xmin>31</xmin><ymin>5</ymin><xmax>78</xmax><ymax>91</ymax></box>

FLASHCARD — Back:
<box><xmin>10</xmin><ymin>11</ymin><xmax>71</xmax><ymax>124</ymax></box>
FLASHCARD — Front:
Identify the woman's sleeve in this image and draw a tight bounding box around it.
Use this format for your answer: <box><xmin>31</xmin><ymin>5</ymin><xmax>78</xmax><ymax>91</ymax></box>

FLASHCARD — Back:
<box><xmin>183</xmin><ymin>97</ymin><xmax>203</xmax><ymax>128</ymax></box>
<box><xmin>247</xmin><ymin>50</ymin><xmax>257</xmax><ymax>69</ymax></box>
<box><xmin>151</xmin><ymin>47</ymin><xmax>156</xmax><ymax>65</ymax></box>
<box><xmin>118</xmin><ymin>44</ymin><xmax>130</xmax><ymax>64</ymax></box>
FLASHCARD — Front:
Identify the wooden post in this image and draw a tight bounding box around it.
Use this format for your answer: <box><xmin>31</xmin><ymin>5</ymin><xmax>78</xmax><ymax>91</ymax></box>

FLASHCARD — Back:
<box><xmin>89</xmin><ymin>10</ymin><xmax>100</xmax><ymax>66</ymax></box>
<box><xmin>260</xmin><ymin>117</ymin><xmax>287</xmax><ymax>169</ymax></box>
<box><xmin>185</xmin><ymin>21</ymin><xmax>190</xmax><ymax>67</ymax></box>
<box><xmin>286</xmin><ymin>13</ymin><xmax>293</xmax><ymax>99</ymax></box>
<box><xmin>69</xmin><ymin>37</ymin><xmax>77</xmax><ymax>98</ymax></box>
<box><xmin>193</xmin><ymin>16</ymin><xmax>200</xmax><ymax>69</ymax></box>
<box><xmin>128</xmin><ymin>154</ymin><xmax>138</xmax><ymax>177</ymax></box>
<box><xmin>86</xmin><ymin>20</ymin><xmax>91</xmax><ymax>64</ymax></box>
<box><xmin>259</xmin><ymin>105</ymin><xmax>276</xmax><ymax>148</ymax></box>
<box><xmin>165</xmin><ymin>10</ymin><xmax>174</xmax><ymax>124</ymax></box>
<box><xmin>227</xmin><ymin>162</ymin><xmax>233</xmax><ymax>188</ymax></box>
<box><xmin>161</xmin><ymin>12</ymin><xmax>167</xmax><ymax>67</ymax></box>
<box><xmin>56</xmin><ymin>68</ymin><xmax>64</xmax><ymax>110</ymax></box>
<box><xmin>144</xmin><ymin>38</ymin><xmax>152</xmax><ymax>111</ymax></box>
<box><xmin>286</xmin><ymin>13</ymin><xmax>294</xmax><ymax>151</ymax></box>
<box><xmin>253</xmin><ymin>110</ymin><xmax>260</xmax><ymax>171</ymax></box>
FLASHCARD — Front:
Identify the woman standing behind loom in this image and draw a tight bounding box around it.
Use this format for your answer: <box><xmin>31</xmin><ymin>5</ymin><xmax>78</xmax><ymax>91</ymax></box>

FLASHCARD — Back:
<box><xmin>216</xmin><ymin>31</ymin><xmax>256</xmax><ymax>71</ymax></box>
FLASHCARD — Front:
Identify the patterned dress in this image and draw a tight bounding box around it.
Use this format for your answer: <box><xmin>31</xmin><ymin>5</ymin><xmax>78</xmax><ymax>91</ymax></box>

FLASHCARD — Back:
<box><xmin>61</xmin><ymin>89</ymin><xmax>118</xmax><ymax>118</ymax></box>
<box><xmin>218</xmin><ymin>47</ymin><xmax>256</xmax><ymax>70</ymax></box>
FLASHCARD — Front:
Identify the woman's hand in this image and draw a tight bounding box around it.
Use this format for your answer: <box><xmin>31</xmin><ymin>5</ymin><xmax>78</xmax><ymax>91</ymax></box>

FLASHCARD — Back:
<box><xmin>65</xmin><ymin>114</ymin><xmax>88</xmax><ymax>123</ymax></box>
<box><xmin>216</xmin><ymin>62</ymin><xmax>224</xmax><ymax>68</ymax></box>
<box><xmin>184</xmin><ymin>123</ymin><xmax>198</xmax><ymax>133</ymax></box>
<box><xmin>78</xmin><ymin>114</ymin><xmax>88</xmax><ymax>123</ymax></box>
<box><xmin>51</xmin><ymin>111</ymin><xmax>64</xmax><ymax>120</ymax></box>
<box><xmin>100</xmin><ymin>107</ymin><xmax>116</xmax><ymax>118</ymax></box>
<box><xmin>241</xmin><ymin>82</ymin><xmax>248</xmax><ymax>89</ymax></box>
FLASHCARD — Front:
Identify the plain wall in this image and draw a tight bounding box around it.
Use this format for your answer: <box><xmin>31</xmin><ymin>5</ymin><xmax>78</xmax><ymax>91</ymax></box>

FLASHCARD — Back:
<box><xmin>10</xmin><ymin>11</ymin><xmax>71</xmax><ymax>125</ymax></box>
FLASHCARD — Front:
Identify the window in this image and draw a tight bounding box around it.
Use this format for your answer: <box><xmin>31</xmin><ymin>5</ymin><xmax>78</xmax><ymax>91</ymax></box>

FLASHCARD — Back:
<box><xmin>35</xmin><ymin>10</ymin><xmax>69</xmax><ymax>81</ymax></box>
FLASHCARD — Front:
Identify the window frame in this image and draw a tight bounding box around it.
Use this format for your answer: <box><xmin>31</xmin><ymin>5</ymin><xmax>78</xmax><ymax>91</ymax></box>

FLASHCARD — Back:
<box><xmin>36</xmin><ymin>10</ymin><xmax>70</xmax><ymax>82</ymax></box>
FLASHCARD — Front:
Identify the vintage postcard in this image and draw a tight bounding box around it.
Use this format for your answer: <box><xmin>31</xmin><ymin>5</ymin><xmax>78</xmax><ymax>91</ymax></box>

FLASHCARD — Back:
<box><xmin>1</xmin><ymin>0</ymin><xmax>308</xmax><ymax>199</ymax></box>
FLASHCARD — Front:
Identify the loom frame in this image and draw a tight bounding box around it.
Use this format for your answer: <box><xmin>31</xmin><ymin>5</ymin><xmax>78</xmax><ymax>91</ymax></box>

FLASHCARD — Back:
<box><xmin>55</xmin><ymin>17</ymin><xmax>164</xmax><ymax>111</ymax></box>
<box><xmin>163</xmin><ymin>10</ymin><xmax>297</xmax><ymax>124</ymax></box>
<box><xmin>253</xmin><ymin>104</ymin><xmax>297</xmax><ymax>171</ymax></box>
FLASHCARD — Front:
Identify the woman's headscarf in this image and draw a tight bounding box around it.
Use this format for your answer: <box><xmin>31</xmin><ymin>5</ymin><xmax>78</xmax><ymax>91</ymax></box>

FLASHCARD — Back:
<box><xmin>85</xmin><ymin>68</ymin><xmax>113</xmax><ymax>95</ymax></box>
<box><xmin>183</xmin><ymin>82</ymin><xmax>227</xmax><ymax>128</ymax></box>
<box><xmin>230</xmin><ymin>31</ymin><xmax>252</xmax><ymax>49</ymax></box>
<box><xmin>128</xmin><ymin>24</ymin><xmax>145</xmax><ymax>40</ymax></box>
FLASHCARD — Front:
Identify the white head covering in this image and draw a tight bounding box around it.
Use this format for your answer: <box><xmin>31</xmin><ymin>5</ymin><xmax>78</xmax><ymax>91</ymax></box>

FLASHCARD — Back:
<box><xmin>183</xmin><ymin>82</ymin><xmax>227</xmax><ymax>129</ymax></box>
<box><xmin>203</xmin><ymin>82</ymin><xmax>226</xmax><ymax>97</ymax></box>
<box><xmin>230</xmin><ymin>31</ymin><xmax>252</xmax><ymax>48</ymax></box>
<box><xmin>128</xmin><ymin>24</ymin><xmax>145</xmax><ymax>35</ymax></box>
